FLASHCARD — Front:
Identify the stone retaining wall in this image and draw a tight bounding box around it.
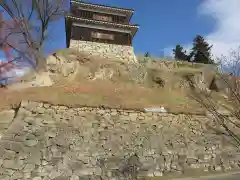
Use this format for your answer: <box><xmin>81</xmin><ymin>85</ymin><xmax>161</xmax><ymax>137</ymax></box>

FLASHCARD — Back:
<box><xmin>70</xmin><ymin>40</ymin><xmax>137</xmax><ymax>63</ymax></box>
<box><xmin>0</xmin><ymin>109</ymin><xmax>16</xmax><ymax>137</ymax></box>
<box><xmin>0</xmin><ymin>101</ymin><xmax>239</xmax><ymax>180</ymax></box>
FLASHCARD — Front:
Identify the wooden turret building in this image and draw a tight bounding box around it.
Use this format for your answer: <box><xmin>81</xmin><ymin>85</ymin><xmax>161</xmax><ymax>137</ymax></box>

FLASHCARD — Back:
<box><xmin>65</xmin><ymin>0</ymin><xmax>139</xmax><ymax>62</ymax></box>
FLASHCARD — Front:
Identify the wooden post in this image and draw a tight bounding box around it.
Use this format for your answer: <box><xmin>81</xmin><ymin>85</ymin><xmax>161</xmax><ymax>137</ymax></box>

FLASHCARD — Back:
<box><xmin>129</xmin><ymin>34</ymin><xmax>132</xmax><ymax>46</ymax></box>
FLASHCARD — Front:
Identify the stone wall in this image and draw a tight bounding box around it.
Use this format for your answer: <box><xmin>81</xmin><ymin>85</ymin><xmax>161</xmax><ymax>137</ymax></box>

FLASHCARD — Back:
<box><xmin>0</xmin><ymin>101</ymin><xmax>239</xmax><ymax>180</ymax></box>
<box><xmin>0</xmin><ymin>109</ymin><xmax>15</xmax><ymax>138</ymax></box>
<box><xmin>70</xmin><ymin>40</ymin><xmax>137</xmax><ymax>63</ymax></box>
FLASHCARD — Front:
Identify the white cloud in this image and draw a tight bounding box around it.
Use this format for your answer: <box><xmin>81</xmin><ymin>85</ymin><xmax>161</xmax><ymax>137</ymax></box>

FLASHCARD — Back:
<box><xmin>198</xmin><ymin>0</ymin><xmax>240</xmax><ymax>58</ymax></box>
<box><xmin>164</xmin><ymin>0</ymin><xmax>240</xmax><ymax>60</ymax></box>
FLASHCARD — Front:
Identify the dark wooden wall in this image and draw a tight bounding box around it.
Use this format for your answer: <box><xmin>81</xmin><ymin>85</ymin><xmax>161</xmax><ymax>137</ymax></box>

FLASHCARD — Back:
<box><xmin>71</xmin><ymin>26</ymin><xmax>131</xmax><ymax>45</ymax></box>
<box><xmin>65</xmin><ymin>19</ymin><xmax>72</xmax><ymax>48</ymax></box>
<box><xmin>71</xmin><ymin>6</ymin><xmax>128</xmax><ymax>24</ymax></box>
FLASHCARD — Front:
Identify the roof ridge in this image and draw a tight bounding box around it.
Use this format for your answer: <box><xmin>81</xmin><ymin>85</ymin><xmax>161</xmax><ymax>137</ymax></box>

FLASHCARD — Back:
<box><xmin>70</xmin><ymin>0</ymin><xmax>135</xmax><ymax>13</ymax></box>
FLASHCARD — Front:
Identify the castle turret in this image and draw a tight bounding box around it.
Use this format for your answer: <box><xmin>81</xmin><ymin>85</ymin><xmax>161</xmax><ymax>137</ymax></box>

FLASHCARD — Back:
<box><xmin>65</xmin><ymin>0</ymin><xmax>139</xmax><ymax>62</ymax></box>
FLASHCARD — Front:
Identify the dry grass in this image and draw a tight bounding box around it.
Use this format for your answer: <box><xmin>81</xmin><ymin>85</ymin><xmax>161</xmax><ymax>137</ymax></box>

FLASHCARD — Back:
<box><xmin>0</xmin><ymin>80</ymin><xmax>205</xmax><ymax>114</ymax></box>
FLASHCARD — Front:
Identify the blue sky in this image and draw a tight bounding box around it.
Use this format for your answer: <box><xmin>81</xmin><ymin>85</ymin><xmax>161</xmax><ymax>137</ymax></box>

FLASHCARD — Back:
<box><xmin>1</xmin><ymin>0</ymin><xmax>240</xmax><ymax>59</ymax></box>
<box><xmin>47</xmin><ymin>0</ymin><xmax>215</xmax><ymax>57</ymax></box>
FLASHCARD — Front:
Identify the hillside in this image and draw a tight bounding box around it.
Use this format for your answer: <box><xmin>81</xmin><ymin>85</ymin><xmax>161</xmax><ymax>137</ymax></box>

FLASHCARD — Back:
<box><xmin>0</xmin><ymin>51</ymin><xmax>238</xmax><ymax>180</ymax></box>
<box><xmin>0</xmin><ymin>49</ymin><xmax>232</xmax><ymax>115</ymax></box>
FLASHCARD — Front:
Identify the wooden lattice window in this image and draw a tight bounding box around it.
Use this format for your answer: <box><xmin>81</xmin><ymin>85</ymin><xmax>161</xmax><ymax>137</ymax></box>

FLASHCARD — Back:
<box><xmin>91</xmin><ymin>31</ymin><xmax>114</xmax><ymax>40</ymax></box>
<box><xmin>93</xmin><ymin>14</ymin><xmax>113</xmax><ymax>22</ymax></box>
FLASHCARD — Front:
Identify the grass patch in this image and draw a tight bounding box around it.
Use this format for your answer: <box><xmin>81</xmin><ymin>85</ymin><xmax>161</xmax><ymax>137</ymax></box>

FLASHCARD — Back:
<box><xmin>0</xmin><ymin>81</ymin><xmax>204</xmax><ymax>114</ymax></box>
<box><xmin>175</xmin><ymin>61</ymin><xmax>206</xmax><ymax>69</ymax></box>
<box><xmin>173</xmin><ymin>67</ymin><xmax>203</xmax><ymax>75</ymax></box>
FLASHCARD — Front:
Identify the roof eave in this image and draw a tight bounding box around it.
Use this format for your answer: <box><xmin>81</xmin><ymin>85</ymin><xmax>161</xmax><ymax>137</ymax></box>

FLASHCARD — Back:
<box><xmin>66</xmin><ymin>16</ymin><xmax>139</xmax><ymax>37</ymax></box>
<box><xmin>132</xmin><ymin>27</ymin><xmax>139</xmax><ymax>38</ymax></box>
<box><xmin>129</xmin><ymin>12</ymin><xmax>134</xmax><ymax>22</ymax></box>
<box><xmin>66</xmin><ymin>16</ymin><xmax>139</xmax><ymax>28</ymax></box>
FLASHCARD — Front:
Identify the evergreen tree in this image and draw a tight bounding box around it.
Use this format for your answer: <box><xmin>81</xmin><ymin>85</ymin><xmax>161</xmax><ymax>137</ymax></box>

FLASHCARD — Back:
<box><xmin>144</xmin><ymin>52</ymin><xmax>151</xmax><ymax>57</ymax></box>
<box><xmin>172</xmin><ymin>45</ymin><xmax>188</xmax><ymax>61</ymax></box>
<box><xmin>190</xmin><ymin>35</ymin><xmax>213</xmax><ymax>64</ymax></box>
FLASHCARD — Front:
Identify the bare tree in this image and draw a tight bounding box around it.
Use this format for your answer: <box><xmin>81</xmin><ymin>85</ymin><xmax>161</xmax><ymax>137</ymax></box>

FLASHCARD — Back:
<box><xmin>0</xmin><ymin>0</ymin><xmax>67</xmax><ymax>84</ymax></box>
<box><xmin>186</xmin><ymin>46</ymin><xmax>240</xmax><ymax>147</ymax></box>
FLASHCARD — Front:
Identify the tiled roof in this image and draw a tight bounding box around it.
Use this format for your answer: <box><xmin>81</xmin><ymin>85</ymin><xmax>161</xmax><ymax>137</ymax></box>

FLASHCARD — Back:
<box><xmin>71</xmin><ymin>0</ymin><xmax>134</xmax><ymax>13</ymax></box>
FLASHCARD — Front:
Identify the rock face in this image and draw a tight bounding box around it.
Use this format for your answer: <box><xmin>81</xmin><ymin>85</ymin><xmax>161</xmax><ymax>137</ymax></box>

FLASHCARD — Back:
<box><xmin>46</xmin><ymin>48</ymin><xmax>145</xmax><ymax>84</ymax></box>
<box><xmin>44</xmin><ymin>48</ymin><xmax>236</xmax><ymax>95</ymax></box>
<box><xmin>46</xmin><ymin>51</ymin><xmax>80</xmax><ymax>84</ymax></box>
<box><xmin>4</xmin><ymin>48</ymin><xmax>236</xmax><ymax>95</ymax></box>
<box><xmin>45</xmin><ymin>49</ymin><xmax>201</xmax><ymax>89</ymax></box>
<box><xmin>0</xmin><ymin>101</ymin><xmax>239</xmax><ymax>180</ymax></box>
